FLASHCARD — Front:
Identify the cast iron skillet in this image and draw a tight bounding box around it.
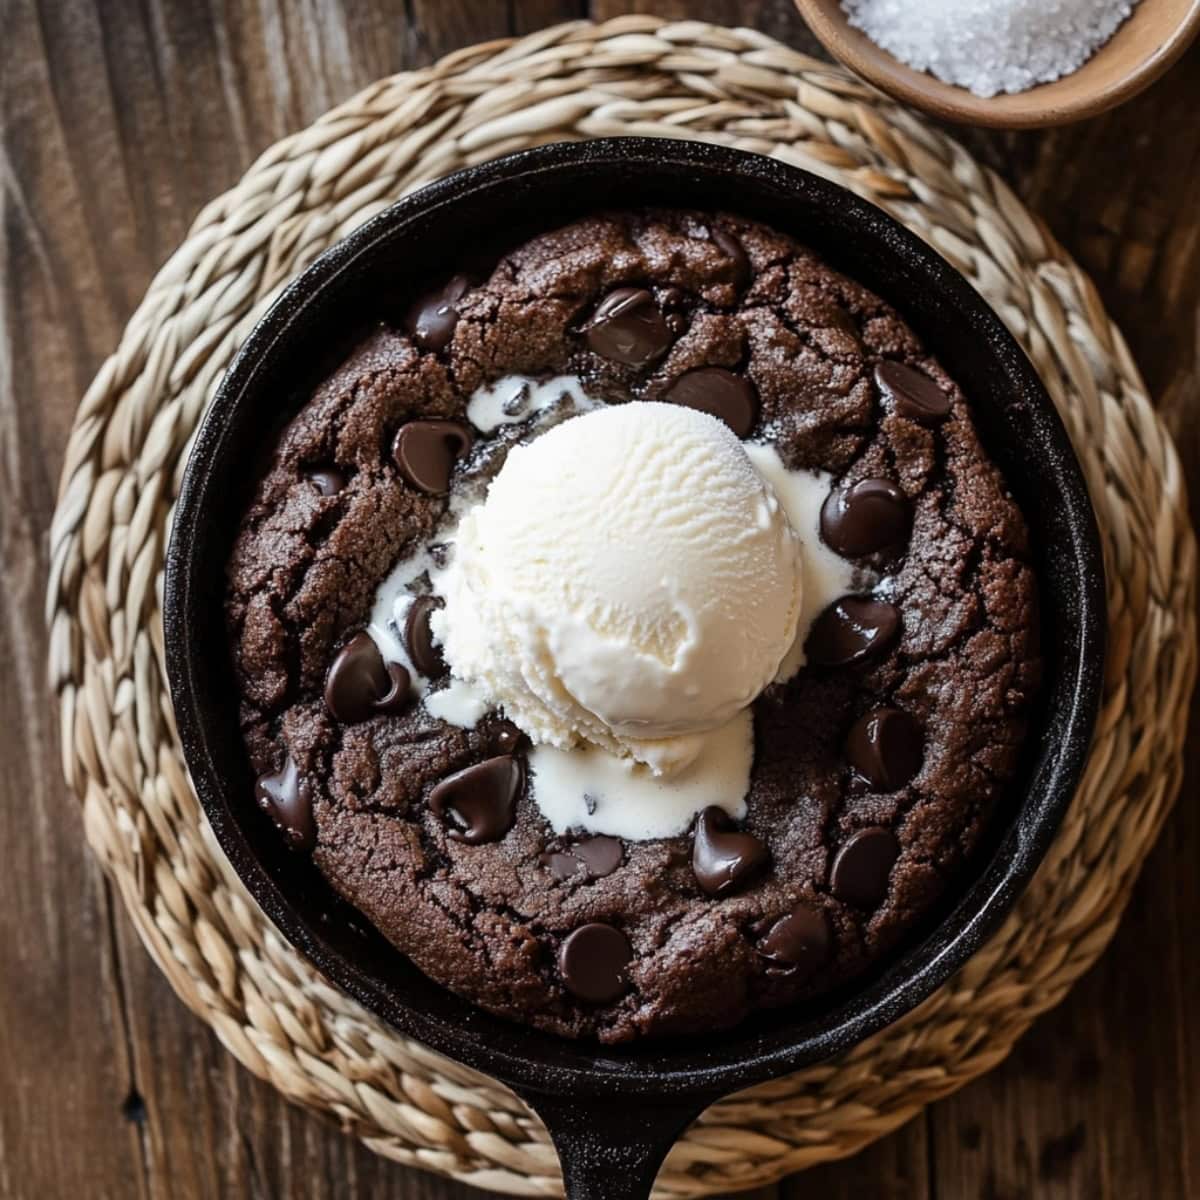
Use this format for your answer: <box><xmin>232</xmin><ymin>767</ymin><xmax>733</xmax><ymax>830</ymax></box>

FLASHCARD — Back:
<box><xmin>164</xmin><ymin>139</ymin><xmax>1106</xmax><ymax>1199</ymax></box>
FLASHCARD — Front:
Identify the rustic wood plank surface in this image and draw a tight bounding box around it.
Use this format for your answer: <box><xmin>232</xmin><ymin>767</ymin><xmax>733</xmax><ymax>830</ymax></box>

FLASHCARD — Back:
<box><xmin>1</xmin><ymin>1</ymin><xmax>1195</xmax><ymax>1197</ymax></box>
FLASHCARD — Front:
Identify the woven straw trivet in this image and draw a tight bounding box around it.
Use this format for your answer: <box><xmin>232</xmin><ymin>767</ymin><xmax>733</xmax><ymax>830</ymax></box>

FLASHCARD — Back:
<box><xmin>46</xmin><ymin>16</ymin><xmax>1196</xmax><ymax>1197</ymax></box>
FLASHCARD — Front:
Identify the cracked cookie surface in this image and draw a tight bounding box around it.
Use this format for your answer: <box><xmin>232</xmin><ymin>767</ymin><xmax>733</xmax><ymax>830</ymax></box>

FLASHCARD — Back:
<box><xmin>226</xmin><ymin>209</ymin><xmax>1041</xmax><ymax>1042</ymax></box>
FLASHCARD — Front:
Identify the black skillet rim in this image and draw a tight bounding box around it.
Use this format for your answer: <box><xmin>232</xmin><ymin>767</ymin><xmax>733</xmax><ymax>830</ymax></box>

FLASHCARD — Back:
<box><xmin>164</xmin><ymin>137</ymin><xmax>1106</xmax><ymax>1102</ymax></box>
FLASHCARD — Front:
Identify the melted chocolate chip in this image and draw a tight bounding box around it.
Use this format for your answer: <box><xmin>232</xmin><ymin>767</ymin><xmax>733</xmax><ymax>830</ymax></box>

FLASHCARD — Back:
<box><xmin>757</xmin><ymin>904</ymin><xmax>831</xmax><ymax>980</ymax></box>
<box><xmin>324</xmin><ymin>632</ymin><xmax>411</xmax><ymax>723</ymax></box>
<box><xmin>875</xmin><ymin>361</ymin><xmax>952</xmax><ymax>425</ymax></box>
<box><xmin>711</xmin><ymin>227</ymin><xmax>751</xmax><ymax>289</ymax></box>
<box><xmin>404</xmin><ymin>274</ymin><xmax>470</xmax><ymax>352</ymax></box>
<box><xmin>831</xmin><ymin>827</ymin><xmax>900</xmax><ymax>907</ymax></box>
<box><xmin>820</xmin><ymin>478</ymin><xmax>912</xmax><ymax>558</ymax></box>
<box><xmin>666</xmin><ymin>367</ymin><xmax>759</xmax><ymax>438</ymax></box>
<box><xmin>573</xmin><ymin>835</ymin><xmax>624</xmax><ymax>877</ymax></box>
<box><xmin>558</xmin><ymin>923</ymin><xmax>633</xmax><ymax>1003</ymax></box>
<box><xmin>824</xmin><ymin>307</ymin><xmax>863</xmax><ymax>352</ymax></box>
<box><xmin>806</xmin><ymin>596</ymin><xmax>902</xmax><ymax>668</ymax></box>
<box><xmin>481</xmin><ymin>718</ymin><xmax>527</xmax><ymax>758</ymax></box>
<box><xmin>429</xmin><ymin>755</ymin><xmax>523</xmax><ymax>844</ymax></box>
<box><xmin>255</xmin><ymin>755</ymin><xmax>315</xmax><ymax>852</ymax></box>
<box><xmin>544</xmin><ymin>852</ymin><xmax>581</xmax><ymax>879</ymax></box>
<box><xmin>540</xmin><ymin>835</ymin><xmax>624</xmax><ymax>881</ymax></box>
<box><xmin>846</xmin><ymin>707</ymin><xmax>924</xmax><ymax>790</ymax></box>
<box><xmin>391</xmin><ymin>420</ymin><xmax>473</xmax><ymax>495</ymax></box>
<box><xmin>585</xmin><ymin>288</ymin><xmax>673</xmax><ymax>367</ymax></box>
<box><xmin>306</xmin><ymin>467</ymin><xmax>345</xmax><ymax>496</ymax></box>
<box><xmin>540</xmin><ymin>837</ymin><xmax>624</xmax><ymax>880</ymax></box>
<box><xmin>374</xmin><ymin>662</ymin><xmax>412</xmax><ymax>715</ymax></box>
<box><xmin>660</xmin><ymin>285</ymin><xmax>689</xmax><ymax>311</ymax></box>
<box><xmin>540</xmin><ymin>851</ymin><xmax>583</xmax><ymax>879</ymax></box>
<box><xmin>692</xmin><ymin>807</ymin><xmax>770</xmax><ymax>897</ymax></box>
<box><xmin>404</xmin><ymin>595</ymin><xmax>446</xmax><ymax>678</ymax></box>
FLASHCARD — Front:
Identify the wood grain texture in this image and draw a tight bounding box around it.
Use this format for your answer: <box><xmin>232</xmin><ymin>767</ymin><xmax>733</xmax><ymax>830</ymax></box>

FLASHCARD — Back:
<box><xmin>1</xmin><ymin>1</ymin><xmax>1195</xmax><ymax>1198</ymax></box>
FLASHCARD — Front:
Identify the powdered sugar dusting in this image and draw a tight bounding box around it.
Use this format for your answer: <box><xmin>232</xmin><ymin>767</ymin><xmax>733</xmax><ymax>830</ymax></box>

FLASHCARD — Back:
<box><xmin>842</xmin><ymin>0</ymin><xmax>1139</xmax><ymax>97</ymax></box>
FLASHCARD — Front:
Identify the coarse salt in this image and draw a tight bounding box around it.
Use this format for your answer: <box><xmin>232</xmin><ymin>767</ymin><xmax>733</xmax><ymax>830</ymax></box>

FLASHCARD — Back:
<box><xmin>842</xmin><ymin>0</ymin><xmax>1140</xmax><ymax>97</ymax></box>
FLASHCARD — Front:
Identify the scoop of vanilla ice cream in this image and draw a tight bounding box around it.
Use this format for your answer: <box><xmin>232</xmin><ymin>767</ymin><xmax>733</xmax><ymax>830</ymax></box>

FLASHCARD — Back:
<box><xmin>431</xmin><ymin>402</ymin><xmax>802</xmax><ymax>773</ymax></box>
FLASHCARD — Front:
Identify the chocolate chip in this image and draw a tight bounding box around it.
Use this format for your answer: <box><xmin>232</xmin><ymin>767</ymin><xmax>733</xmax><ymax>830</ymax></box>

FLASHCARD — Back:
<box><xmin>306</xmin><ymin>467</ymin><xmax>345</xmax><ymax>496</ymax></box>
<box><xmin>846</xmin><ymin>707</ymin><xmax>924</xmax><ymax>790</ymax></box>
<box><xmin>255</xmin><ymin>754</ymin><xmax>315</xmax><ymax>852</ymax></box>
<box><xmin>831</xmin><ymin>827</ymin><xmax>900</xmax><ymax>907</ymax></box>
<box><xmin>757</xmin><ymin>904</ymin><xmax>831</xmax><ymax>980</ymax></box>
<box><xmin>711</xmin><ymin>227</ymin><xmax>751</xmax><ymax>289</ymax></box>
<box><xmin>692</xmin><ymin>807</ymin><xmax>770</xmax><ymax>897</ymax></box>
<box><xmin>540</xmin><ymin>851</ymin><xmax>584</xmax><ymax>879</ymax></box>
<box><xmin>558</xmin><ymin>923</ymin><xmax>633</xmax><ymax>1003</ymax></box>
<box><xmin>572</xmin><ymin>835</ymin><xmax>624</xmax><ymax>877</ymax></box>
<box><xmin>540</xmin><ymin>835</ymin><xmax>623</xmax><ymax>880</ymax></box>
<box><xmin>824</xmin><ymin>307</ymin><xmax>863</xmax><ymax>351</ymax></box>
<box><xmin>666</xmin><ymin>367</ymin><xmax>759</xmax><ymax>438</ymax></box>
<box><xmin>502</xmin><ymin>382</ymin><xmax>531</xmax><ymax>417</ymax></box>
<box><xmin>820</xmin><ymin>478</ymin><xmax>912</xmax><ymax>558</ymax></box>
<box><xmin>373</xmin><ymin>662</ymin><xmax>412</xmax><ymax>716</ymax></box>
<box><xmin>429</xmin><ymin>755</ymin><xmax>523</xmax><ymax>844</ymax></box>
<box><xmin>659</xmin><ymin>286</ymin><xmax>689</xmax><ymax>311</ymax></box>
<box><xmin>586</xmin><ymin>288</ymin><xmax>673</xmax><ymax>367</ymax></box>
<box><xmin>875</xmin><ymin>361</ymin><xmax>952</xmax><ymax>425</ymax></box>
<box><xmin>481</xmin><ymin>717</ymin><xmax>527</xmax><ymax>758</ymax></box>
<box><xmin>404</xmin><ymin>274</ymin><xmax>470</xmax><ymax>352</ymax></box>
<box><xmin>391</xmin><ymin>420</ymin><xmax>473</xmax><ymax>495</ymax></box>
<box><xmin>746</xmin><ymin>914</ymin><xmax>779</xmax><ymax>940</ymax></box>
<box><xmin>325</xmin><ymin>632</ymin><xmax>411</xmax><ymax>723</ymax></box>
<box><xmin>404</xmin><ymin>595</ymin><xmax>446</xmax><ymax>678</ymax></box>
<box><xmin>806</xmin><ymin>596</ymin><xmax>902</xmax><ymax>667</ymax></box>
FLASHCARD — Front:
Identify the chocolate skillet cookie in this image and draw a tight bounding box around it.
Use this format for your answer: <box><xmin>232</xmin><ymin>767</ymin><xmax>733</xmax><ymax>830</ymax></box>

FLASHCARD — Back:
<box><xmin>226</xmin><ymin>209</ymin><xmax>1040</xmax><ymax>1042</ymax></box>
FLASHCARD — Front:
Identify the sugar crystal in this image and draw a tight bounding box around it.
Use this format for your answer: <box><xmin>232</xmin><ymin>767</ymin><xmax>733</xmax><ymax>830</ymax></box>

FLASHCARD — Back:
<box><xmin>842</xmin><ymin>0</ymin><xmax>1140</xmax><ymax>97</ymax></box>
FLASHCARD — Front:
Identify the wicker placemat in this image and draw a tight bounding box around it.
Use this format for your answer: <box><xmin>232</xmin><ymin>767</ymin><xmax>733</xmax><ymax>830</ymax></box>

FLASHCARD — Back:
<box><xmin>46</xmin><ymin>16</ymin><xmax>1195</xmax><ymax>1197</ymax></box>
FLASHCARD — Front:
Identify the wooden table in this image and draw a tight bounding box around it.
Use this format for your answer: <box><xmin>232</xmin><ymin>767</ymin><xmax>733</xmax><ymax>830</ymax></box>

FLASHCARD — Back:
<box><xmin>3</xmin><ymin>2</ymin><xmax>1196</xmax><ymax>1197</ymax></box>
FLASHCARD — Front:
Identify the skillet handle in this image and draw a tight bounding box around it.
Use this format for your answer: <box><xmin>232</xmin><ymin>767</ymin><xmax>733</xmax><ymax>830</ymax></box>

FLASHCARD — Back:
<box><xmin>520</xmin><ymin>1090</ymin><xmax>708</xmax><ymax>1200</ymax></box>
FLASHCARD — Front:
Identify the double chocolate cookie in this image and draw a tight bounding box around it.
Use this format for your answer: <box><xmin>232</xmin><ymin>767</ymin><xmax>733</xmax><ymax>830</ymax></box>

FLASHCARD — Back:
<box><xmin>226</xmin><ymin>209</ymin><xmax>1040</xmax><ymax>1042</ymax></box>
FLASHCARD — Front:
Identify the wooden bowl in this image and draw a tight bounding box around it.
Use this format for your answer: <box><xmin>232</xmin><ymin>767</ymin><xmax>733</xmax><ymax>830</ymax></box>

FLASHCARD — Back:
<box><xmin>795</xmin><ymin>0</ymin><xmax>1200</xmax><ymax>128</ymax></box>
